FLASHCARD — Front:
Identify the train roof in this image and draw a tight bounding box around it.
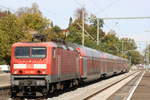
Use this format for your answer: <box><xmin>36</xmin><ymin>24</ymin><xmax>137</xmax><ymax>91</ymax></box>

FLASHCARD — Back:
<box><xmin>12</xmin><ymin>42</ymin><xmax>127</xmax><ymax>61</ymax></box>
<box><xmin>76</xmin><ymin>45</ymin><xmax>102</xmax><ymax>58</ymax></box>
<box><xmin>12</xmin><ymin>42</ymin><xmax>57</xmax><ymax>47</ymax></box>
<box><xmin>76</xmin><ymin>45</ymin><xmax>127</xmax><ymax>61</ymax></box>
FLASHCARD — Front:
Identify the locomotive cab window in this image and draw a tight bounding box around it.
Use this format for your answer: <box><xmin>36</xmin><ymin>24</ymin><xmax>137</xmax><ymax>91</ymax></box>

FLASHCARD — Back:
<box><xmin>32</xmin><ymin>47</ymin><xmax>46</xmax><ymax>58</ymax></box>
<box><xmin>15</xmin><ymin>47</ymin><xmax>30</xmax><ymax>58</ymax></box>
<box><xmin>15</xmin><ymin>47</ymin><xmax>46</xmax><ymax>58</ymax></box>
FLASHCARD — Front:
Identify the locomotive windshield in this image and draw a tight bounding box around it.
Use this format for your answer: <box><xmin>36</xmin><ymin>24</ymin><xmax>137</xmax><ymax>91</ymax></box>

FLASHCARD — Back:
<box><xmin>31</xmin><ymin>47</ymin><xmax>46</xmax><ymax>58</ymax></box>
<box><xmin>15</xmin><ymin>47</ymin><xmax>46</xmax><ymax>58</ymax></box>
<box><xmin>15</xmin><ymin>47</ymin><xmax>30</xmax><ymax>58</ymax></box>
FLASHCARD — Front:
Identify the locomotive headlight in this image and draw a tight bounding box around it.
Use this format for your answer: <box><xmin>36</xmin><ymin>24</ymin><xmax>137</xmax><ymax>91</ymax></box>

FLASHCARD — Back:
<box><xmin>13</xmin><ymin>70</ymin><xmax>18</xmax><ymax>74</ymax></box>
<box><xmin>36</xmin><ymin>80</ymin><xmax>45</xmax><ymax>86</ymax></box>
<box><xmin>42</xmin><ymin>71</ymin><xmax>46</xmax><ymax>74</ymax></box>
<box><xmin>14</xmin><ymin>64</ymin><xmax>26</xmax><ymax>69</ymax></box>
<box><xmin>34</xmin><ymin>64</ymin><xmax>46</xmax><ymax>69</ymax></box>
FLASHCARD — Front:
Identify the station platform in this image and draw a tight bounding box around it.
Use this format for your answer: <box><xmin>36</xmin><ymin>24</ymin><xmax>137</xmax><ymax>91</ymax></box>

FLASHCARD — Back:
<box><xmin>131</xmin><ymin>71</ymin><xmax>150</xmax><ymax>100</ymax></box>
<box><xmin>0</xmin><ymin>73</ymin><xmax>10</xmax><ymax>88</ymax></box>
<box><xmin>107</xmin><ymin>71</ymin><xmax>150</xmax><ymax>100</ymax></box>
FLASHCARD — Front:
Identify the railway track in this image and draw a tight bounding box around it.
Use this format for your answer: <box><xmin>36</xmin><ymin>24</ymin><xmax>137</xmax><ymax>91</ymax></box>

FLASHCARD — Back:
<box><xmin>0</xmin><ymin>87</ymin><xmax>10</xmax><ymax>100</ymax></box>
<box><xmin>83</xmin><ymin>71</ymin><xmax>140</xmax><ymax>100</ymax></box>
<box><xmin>54</xmin><ymin>71</ymin><xmax>139</xmax><ymax>100</ymax></box>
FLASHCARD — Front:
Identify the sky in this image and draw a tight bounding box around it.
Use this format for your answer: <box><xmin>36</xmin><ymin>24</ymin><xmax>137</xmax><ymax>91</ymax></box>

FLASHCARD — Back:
<box><xmin>0</xmin><ymin>0</ymin><xmax>150</xmax><ymax>53</ymax></box>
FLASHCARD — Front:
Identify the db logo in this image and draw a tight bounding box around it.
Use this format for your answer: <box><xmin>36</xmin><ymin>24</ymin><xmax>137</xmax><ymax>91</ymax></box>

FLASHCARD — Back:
<box><xmin>27</xmin><ymin>64</ymin><xmax>33</xmax><ymax>69</ymax></box>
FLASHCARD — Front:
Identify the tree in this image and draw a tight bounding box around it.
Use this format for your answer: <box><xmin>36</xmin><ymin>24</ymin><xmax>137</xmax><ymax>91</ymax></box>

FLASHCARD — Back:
<box><xmin>127</xmin><ymin>50</ymin><xmax>143</xmax><ymax>65</ymax></box>
<box><xmin>42</xmin><ymin>25</ymin><xmax>66</xmax><ymax>41</ymax></box>
<box><xmin>16</xmin><ymin>2</ymin><xmax>41</xmax><ymax>16</ymax></box>
<box><xmin>16</xmin><ymin>3</ymin><xmax>50</xmax><ymax>33</ymax></box>
<box><xmin>18</xmin><ymin>13</ymin><xmax>50</xmax><ymax>32</ymax></box>
<box><xmin>50</xmin><ymin>21</ymin><xmax>54</xmax><ymax>27</ymax></box>
<box><xmin>144</xmin><ymin>44</ymin><xmax>150</xmax><ymax>64</ymax></box>
<box><xmin>0</xmin><ymin>6</ymin><xmax>52</xmax><ymax>64</ymax></box>
<box><xmin>120</xmin><ymin>38</ymin><xmax>137</xmax><ymax>51</ymax></box>
<box><xmin>0</xmin><ymin>10</ymin><xmax>11</xmax><ymax>17</ymax></box>
<box><xmin>89</xmin><ymin>14</ymin><xmax>104</xmax><ymax>28</ymax></box>
<box><xmin>30</xmin><ymin>3</ymin><xmax>41</xmax><ymax>14</ymax></box>
<box><xmin>66</xmin><ymin>20</ymin><xmax>82</xmax><ymax>44</ymax></box>
<box><xmin>69</xmin><ymin>17</ymin><xmax>73</xmax><ymax>27</ymax></box>
<box><xmin>99</xmin><ymin>30</ymin><xmax>120</xmax><ymax>55</ymax></box>
<box><xmin>0</xmin><ymin>14</ymin><xmax>25</xmax><ymax>64</ymax></box>
<box><xmin>52</xmin><ymin>25</ymin><xmax>61</xmax><ymax>33</ymax></box>
<box><xmin>74</xmin><ymin>7</ymin><xmax>88</xmax><ymax>23</ymax></box>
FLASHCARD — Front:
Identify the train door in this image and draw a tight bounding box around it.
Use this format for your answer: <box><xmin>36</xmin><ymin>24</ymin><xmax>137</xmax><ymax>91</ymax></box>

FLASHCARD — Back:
<box><xmin>100</xmin><ymin>59</ymin><xmax>104</xmax><ymax>74</ymax></box>
<box><xmin>82</xmin><ymin>57</ymin><xmax>87</xmax><ymax>78</ymax></box>
<box><xmin>104</xmin><ymin>60</ymin><xmax>107</xmax><ymax>74</ymax></box>
<box><xmin>56</xmin><ymin>48</ymin><xmax>61</xmax><ymax>80</ymax></box>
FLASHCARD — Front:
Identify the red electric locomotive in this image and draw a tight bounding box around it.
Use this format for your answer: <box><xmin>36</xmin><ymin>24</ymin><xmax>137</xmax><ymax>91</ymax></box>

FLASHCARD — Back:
<box><xmin>10</xmin><ymin>41</ymin><xmax>129</xmax><ymax>97</ymax></box>
<box><xmin>11</xmin><ymin>42</ymin><xmax>80</xmax><ymax>97</ymax></box>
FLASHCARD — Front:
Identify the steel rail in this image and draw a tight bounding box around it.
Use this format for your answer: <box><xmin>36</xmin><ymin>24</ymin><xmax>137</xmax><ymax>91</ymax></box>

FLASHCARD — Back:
<box><xmin>84</xmin><ymin>71</ymin><xmax>139</xmax><ymax>100</ymax></box>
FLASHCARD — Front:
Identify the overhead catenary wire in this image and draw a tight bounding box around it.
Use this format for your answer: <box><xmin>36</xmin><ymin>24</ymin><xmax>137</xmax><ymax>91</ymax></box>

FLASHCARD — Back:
<box><xmin>77</xmin><ymin>23</ymin><xmax>95</xmax><ymax>40</ymax></box>
<box><xmin>96</xmin><ymin>0</ymin><xmax>122</xmax><ymax>16</ymax></box>
<box><xmin>72</xmin><ymin>0</ymin><xmax>83</xmax><ymax>7</ymax></box>
<box><xmin>99</xmin><ymin>16</ymin><xmax>150</xmax><ymax>20</ymax></box>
